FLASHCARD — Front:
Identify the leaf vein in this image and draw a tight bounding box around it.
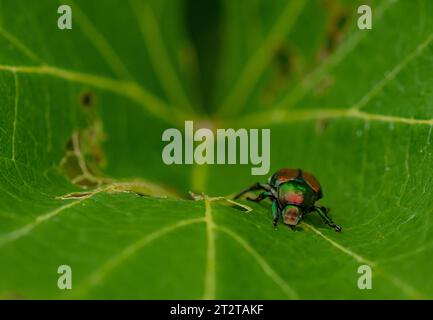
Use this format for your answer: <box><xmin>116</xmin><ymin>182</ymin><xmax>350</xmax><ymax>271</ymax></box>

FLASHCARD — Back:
<box><xmin>237</xmin><ymin>108</ymin><xmax>433</xmax><ymax>128</ymax></box>
<box><xmin>0</xmin><ymin>64</ymin><xmax>184</xmax><ymax>126</ymax></box>
<box><xmin>66</xmin><ymin>0</ymin><xmax>132</xmax><ymax>80</ymax></box>
<box><xmin>353</xmin><ymin>32</ymin><xmax>433</xmax><ymax>111</ymax></box>
<box><xmin>203</xmin><ymin>196</ymin><xmax>216</xmax><ymax>299</ymax></box>
<box><xmin>303</xmin><ymin>223</ymin><xmax>428</xmax><ymax>299</ymax></box>
<box><xmin>273</xmin><ymin>0</ymin><xmax>397</xmax><ymax>110</ymax></box>
<box><xmin>131</xmin><ymin>0</ymin><xmax>194</xmax><ymax>114</ymax></box>
<box><xmin>216</xmin><ymin>225</ymin><xmax>299</xmax><ymax>299</ymax></box>
<box><xmin>0</xmin><ymin>26</ymin><xmax>41</xmax><ymax>62</ymax></box>
<box><xmin>219</xmin><ymin>0</ymin><xmax>307</xmax><ymax>115</ymax></box>
<box><xmin>73</xmin><ymin>217</ymin><xmax>205</xmax><ymax>298</ymax></box>
<box><xmin>11</xmin><ymin>71</ymin><xmax>18</xmax><ymax>161</ymax></box>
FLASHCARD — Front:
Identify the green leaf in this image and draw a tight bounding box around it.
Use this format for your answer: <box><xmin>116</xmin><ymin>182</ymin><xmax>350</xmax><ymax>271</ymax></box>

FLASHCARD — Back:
<box><xmin>1</xmin><ymin>0</ymin><xmax>433</xmax><ymax>299</ymax></box>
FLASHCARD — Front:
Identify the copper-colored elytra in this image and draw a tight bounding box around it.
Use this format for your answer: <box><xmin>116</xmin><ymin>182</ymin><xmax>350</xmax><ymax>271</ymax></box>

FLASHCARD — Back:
<box><xmin>301</xmin><ymin>171</ymin><xmax>321</xmax><ymax>194</ymax></box>
<box><xmin>271</xmin><ymin>168</ymin><xmax>299</xmax><ymax>185</ymax></box>
<box><xmin>272</xmin><ymin>168</ymin><xmax>321</xmax><ymax>194</ymax></box>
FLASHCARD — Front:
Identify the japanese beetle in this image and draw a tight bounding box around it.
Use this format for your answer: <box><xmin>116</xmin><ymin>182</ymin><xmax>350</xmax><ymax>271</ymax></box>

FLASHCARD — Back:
<box><xmin>234</xmin><ymin>168</ymin><xmax>342</xmax><ymax>232</ymax></box>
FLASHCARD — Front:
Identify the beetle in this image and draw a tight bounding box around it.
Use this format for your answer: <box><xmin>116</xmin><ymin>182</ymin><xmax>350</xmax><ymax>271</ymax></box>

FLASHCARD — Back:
<box><xmin>234</xmin><ymin>168</ymin><xmax>342</xmax><ymax>232</ymax></box>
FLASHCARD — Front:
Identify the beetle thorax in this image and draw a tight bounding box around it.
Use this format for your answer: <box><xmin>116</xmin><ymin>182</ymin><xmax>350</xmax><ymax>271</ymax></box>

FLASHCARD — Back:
<box><xmin>277</xmin><ymin>180</ymin><xmax>317</xmax><ymax>209</ymax></box>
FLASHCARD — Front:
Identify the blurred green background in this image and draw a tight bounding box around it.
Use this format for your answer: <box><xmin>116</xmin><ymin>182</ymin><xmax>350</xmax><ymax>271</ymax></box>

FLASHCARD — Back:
<box><xmin>0</xmin><ymin>0</ymin><xmax>433</xmax><ymax>299</ymax></box>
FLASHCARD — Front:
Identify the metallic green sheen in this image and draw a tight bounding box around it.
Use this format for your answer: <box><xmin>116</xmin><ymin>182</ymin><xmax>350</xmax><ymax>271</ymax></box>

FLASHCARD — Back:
<box><xmin>278</xmin><ymin>180</ymin><xmax>317</xmax><ymax>209</ymax></box>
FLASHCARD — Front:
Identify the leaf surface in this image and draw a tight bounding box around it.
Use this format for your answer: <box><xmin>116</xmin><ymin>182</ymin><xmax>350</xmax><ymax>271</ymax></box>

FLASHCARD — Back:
<box><xmin>0</xmin><ymin>0</ymin><xmax>433</xmax><ymax>299</ymax></box>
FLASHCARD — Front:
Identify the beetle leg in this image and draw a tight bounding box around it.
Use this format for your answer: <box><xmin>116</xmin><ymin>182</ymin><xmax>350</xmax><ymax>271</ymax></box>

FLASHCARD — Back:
<box><xmin>233</xmin><ymin>183</ymin><xmax>271</xmax><ymax>199</ymax></box>
<box><xmin>246</xmin><ymin>191</ymin><xmax>271</xmax><ymax>202</ymax></box>
<box><xmin>314</xmin><ymin>206</ymin><xmax>342</xmax><ymax>232</ymax></box>
<box><xmin>272</xmin><ymin>200</ymin><xmax>280</xmax><ymax>227</ymax></box>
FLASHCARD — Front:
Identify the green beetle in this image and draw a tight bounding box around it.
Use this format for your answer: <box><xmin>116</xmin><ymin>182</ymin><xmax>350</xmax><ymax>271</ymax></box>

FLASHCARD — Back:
<box><xmin>234</xmin><ymin>168</ymin><xmax>342</xmax><ymax>232</ymax></box>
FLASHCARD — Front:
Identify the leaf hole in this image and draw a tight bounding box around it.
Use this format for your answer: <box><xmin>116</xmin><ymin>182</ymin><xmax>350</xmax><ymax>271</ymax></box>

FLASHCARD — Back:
<box><xmin>58</xmin><ymin>191</ymin><xmax>94</xmax><ymax>199</ymax></box>
<box><xmin>318</xmin><ymin>2</ymin><xmax>351</xmax><ymax>60</ymax></box>
<box><xmin>60</xmin><ymin>123</ymin><xmax>107</xmax><ymax>188</ymax></box>
<box><xmin>274</xmin><ymin>44</ymin><xmax>293</xmax><ymax>77</ymax></box>
<box><xmin>80</xmin><ymin>90</ymin><xmax>96</xmax><ymax>109</ymax></box>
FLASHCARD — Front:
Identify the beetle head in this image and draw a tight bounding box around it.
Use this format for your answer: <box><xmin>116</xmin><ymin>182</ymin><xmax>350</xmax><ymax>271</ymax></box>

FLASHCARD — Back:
<box><xmin>282</xmin><ymin>205</ymin><xmax>302</xmax><ymax>226</ymax></box>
